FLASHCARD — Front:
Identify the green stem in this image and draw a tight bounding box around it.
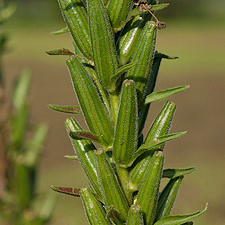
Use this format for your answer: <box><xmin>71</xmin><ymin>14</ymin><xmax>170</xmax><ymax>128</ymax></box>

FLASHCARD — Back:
<box><xmin>109</xmin><ymin>90</ymin><xmax>120</xmax><ymax>123</ymax></box>
<box><xmin>116</xmin><ymin>165</ymin><xmax>133</xmax><ymax>204</ymax></box>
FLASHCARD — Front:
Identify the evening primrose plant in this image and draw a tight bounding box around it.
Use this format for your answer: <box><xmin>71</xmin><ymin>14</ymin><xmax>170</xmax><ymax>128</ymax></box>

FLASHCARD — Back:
<box><xmin>48</xmin><ymin>0</ymin><xmax>207</xmax><ymax>224</ymax></box>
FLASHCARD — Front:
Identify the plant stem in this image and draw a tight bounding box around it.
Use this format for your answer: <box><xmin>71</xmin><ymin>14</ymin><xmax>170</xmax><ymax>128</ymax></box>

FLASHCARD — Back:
<box><xmin>109</xmin><ymin>90</ymin><xmax>120</xmax><ymax>123</ymax></box>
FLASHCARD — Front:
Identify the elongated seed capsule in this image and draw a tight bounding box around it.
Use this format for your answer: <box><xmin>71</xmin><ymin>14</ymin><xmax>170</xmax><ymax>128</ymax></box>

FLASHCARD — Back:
<box><xmin>113</xmin><ymin>79</ymin><xmax>138</xmax><ymax>168</ymax></box>
<box><xmin>80</xmin><ymin>187</ymin><xmax>110</xmax><ymax>225</ymax></box>
<box><xmin>95</xmin><ymin>149</ymin><xmax>129</xmax><ymax>221</ymax></box>
<box><xmin>87</xmin><ymin>0</ymin><xmax>119</xmax><ymax>92</ymax></box>
<box><xmin>57</xmin><ymin>0</ymin><xmax>92</xmax><ymax>59</ymax></box>
<box><xmin>65</xmin><ymin>118</ymin><xmax>102</xmax><ymax>197</ymax></box>
<box><xmin>129</xmin><ymin>101</ymin><xmax>176</xmax><ymax>192</ymax></box>
<box><xmin>135</xmin><ymin>151</ymin><xmax>164</xmax><ymax>225</ymax></box>
<box><xmin>126</xmin><ymin>205</ymin><xmax>144</xmax><ymax>225</ymax></box>
<box><xmin>107</xmin><ymin>0</ymin><xmax>132</xmax><ymax>31</ymax></box>
<box><xmin>155</xmin><ymin>176</ymin><xmax>183</xmax><ymax>221</ymax></box>
<box><xmin>126</xmin><ymin>21</ymin><xmax>157</xmax><ymax>106</ymax></box>
<box><xmin>66</xmin><ymin>56</ymin><xmax>114</xmax><ymax>149</ymax></box>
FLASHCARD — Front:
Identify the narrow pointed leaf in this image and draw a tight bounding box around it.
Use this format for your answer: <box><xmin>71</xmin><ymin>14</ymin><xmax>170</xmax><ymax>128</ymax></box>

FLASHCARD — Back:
<box><xmin>126</xmin><ymin>205</ymin><xmax>144</xmax><ymax>225</ymax></box>
<box><xmin>25</xmin><ymin>124</ymin><xmax>48</xmax><ymax>167</ymax></box>
<box><xmin>51</xmin><ymin>26</ymin><xmax>69</xmax><ymax>35</ymax></box>
<box><xmin>64</xmin><ymin>155</ymin><xmax>78</xmax><ymax>160</ymax></box>
<box><xmin>155</xmin><ymin>176</ymin><xmax>183</xmax><ymax>221</ymax></box>
<box><xmin>46</xmin><ymin>48</ymin><xmax>74</xmax><ymax>56</ymax></box>
<box><xmin>66</xmin><ymin>56</ymin><xmax>114</xmax><ymax>149</ymax></box>
<box><xmin>154</xmin><ymin>203</ymin><xmax>208</xmax><ymax>225</ymax></box>
<box><xmin>48</xmin><ymin>104</ymin><xmax>81</xmax><ymax>114</ymax></box>
<box><xmin>126</xmin><ymin>21</ymin><xmax>157</xmax><ymax>105</ymax></box>
<box><xmin>111</xmin><ymin>60</ymin><xmax>138</xmax><ymax>84</ymax></box>
<box><xmin>145</xmin><ymin>85</ymin><xmax>190</xmax><ymax>104</ymax></box>
<box><xmin>80</xmin><ymin>187</ymin><xmax>110</xmax><ymax>225</ymax></box>
<box><xmin>58</xmin><ymin>0</ymin><xmax>92</xmax><ymax>59</ymax></box>
<box><xmin>95</xmin><ymin>149</ymin><xmax>129</xmax><ymax>221</ymax></box>
<box><xmin>113</xmin><ymin>80</ymin><xmax>138</xmax><ymax>168</ymax></box>
<box><xmin>69</xmin><ymin>130</ymin><xmax>100</xmax><ymax>143</ymax></box>
<box><xmin>163</xmin><ymin>167</ymin><xmax>197</xmax><ymax>179</ymax></box>
<box><xmin>125</xmin><ymin>4</ymin><xmax>169</xmax><ymax>25</ymax></box>
<box><xmin>138</xmin><ymin>131</ymin><xmax>187</xmax><ymax>152</ymax></box>
<box><xmin>49</xmin><ymin>185</ymin><xmax>80</xmax><ymax>197</ymax></box>
<box><xmin>65</xmin><ymin>118</ymin><xmax>100</xmax><ymax>195</ymax></box>
<box><xmin>129</xmin><ymin>101</ymin><xmax>176</xmax><ymax>191</ymax></box>
<box><xmin>135</xmin><ymin>151</ymin><xmax>164</xmax><ymax>225</ymax></box>
<box><xmin>87</xmin><ymin>0</ymin><xmax>119</xmax><ymax>92</ymax></box>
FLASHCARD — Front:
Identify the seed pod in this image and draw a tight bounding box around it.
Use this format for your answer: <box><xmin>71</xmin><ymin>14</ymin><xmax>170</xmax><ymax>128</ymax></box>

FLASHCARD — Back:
<box><xmin>65</xmin><ymin>118</ymin><xmax>100</xmax><ymax>195</ymax></box>
<box><xmin>126</xmin><ymin>21</ymin><xmax>157</xmax><ymax>106</ymax></box>
<box><xmin>80</xmin><ymin>187</ymin><xmax>110</xmax><ymax>225</ymax></box>
<box><xmin>66</xmin><ymin>56</ymin><xmax>114</xmax><ymax>149</ymax></box>
<box><xmin>113</xmin><ymin>79</ymin><xmax>138</xmax><ymax>168</ymax></box>
<box><xmin>57</xmin><ymin>0</ymin><xmax>92</xmax><ymax>59</ymax></box>
<box><xmin>129</xmin><ymin>101</ymin><xmax>176</xmax><ymax>192</ymax></box>
<box><xmin>107</xmin><ymin>0</ymin><xmax>132</xmax><ymax>31</ymax></box>
<box><xmin>95</xmin><ymin>149</ymin><xmax>129</xmax><ymax>221</ymax></box>
<box><xmin>126</xmin><ymin>205</ymin><xmax>144</xmax><ymax>225</ymax></box>
<box><xmin>155</xmin><ymin>176</ymin><xmax>183</xmax><ymax>221</ymax></box>
<box><xmin>135</xmin><ymin>151</ymin><xmax>164</xmax><ymax>225</ymax></box>
<box><xmin>87</xmin><ymin>0</ymin><xmax>119</xmax><ymax>92</ymax></box>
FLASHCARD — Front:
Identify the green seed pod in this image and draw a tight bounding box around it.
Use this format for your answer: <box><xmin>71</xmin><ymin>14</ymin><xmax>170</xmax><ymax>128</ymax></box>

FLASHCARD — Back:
<box><xmin>66</xmin><ymin>56</ymin><xmax>114</xmax><ymax>149</ymax></box>
<box><xmin>155</xmin><ymin>176</ymin><xmax>183</xmax><ymax>221</ymax></box>
<box><xmin>126</xmin><ymin>21</ymin><xmax>157</xmax><ymax>105</ymax></box>
<box><xmin>126</xmin><ymin>205</ymin><xmax>144</xmax><ymax>225</ymax></box>
<box><xmin>107</xmin><ymin>0</ymin><xmax>132</xmax><ymax>31</ymax></box>
<box><xmin>57</xmin><ymin>0</ymin><xmax>92</xmax><ymax>59</ymax></box>
<box><xmin>129</xmin><ymin>101</ymin><xmax>176</xmax><ymax>192</ymax></box>
<box><xmin>113</xmin><ymin>79</ymin><xmax>138</xmax><ymax>168</ymax></box>
<box><xmin>135</xmin><ymin>151</ymin><xmax>164</xmax><ymax>225</ymax></box>
<box><xmin>80</xmin><ymin>187</ymin><xmax>110</xmax><ymax>225</ymax></box>
<box><xmin>65</xmin><ymin>118</ymin><xmax>100</xmax><ymax>195</ymax></box>
<box><xmin>95</xmin><ymin>149</ymin><xmax>129</xmax><ymax>221</ymax></box>
<box><xmin>87</xmin><ymin>0</ymin><xmax>119</xmax><ymax>92</ymax></box>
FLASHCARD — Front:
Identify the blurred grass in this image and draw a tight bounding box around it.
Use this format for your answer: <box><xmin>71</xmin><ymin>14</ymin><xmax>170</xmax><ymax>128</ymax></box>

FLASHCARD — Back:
<box><xmin>3</xmin><ymin>1</ymin><xmax>225</xmax><ymax>225</ymax></box>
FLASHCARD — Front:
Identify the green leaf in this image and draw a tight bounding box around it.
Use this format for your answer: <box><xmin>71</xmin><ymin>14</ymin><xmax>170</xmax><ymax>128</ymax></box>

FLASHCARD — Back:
<box><xmin>46</xmin><ymin>48</ymin><xmax>74</xmax><ymax>56</ymax></box>
<box><xmin>48</xmin><ymin>104</ymin><xmax>81</xmax><ymax>114</ymax></box>
<box><xmin>69</xmin><ymin>130</ymin><xmax>100</xmax><ymax>143</ymax></box>
<box><xmin>66</xmin><ymin>56</ymin><xmax>114</xmax><ymax>149</ymax></box>
<box><xmin>145</xmin><ymin>85</ymin><xmax>190</xmax><ymax>104</ymax></box>
<box><xmin>12</xmin><ymin>69</ymin><xmax>32</xmax><ymax>112</ymax></box>
<box><xmin>51</xmin><ymin>26</ymin><xmax>69</xmax><ymax>35</ymax></box>
<box><xmin>49</xmin><ymin>185</ymin><xmax>80</xmax><ymax>197</ymax></box>
<box><xmin>155</xmin><ymin>176</ymin><xmax>184</xmax><ymax>221</ymax></box>
<box><xmin>95</xmin><ymin>149</ymin><xmax>129</xmax><ymax>221</ymax></box>
<box><xmin>80</xmin><ymin>187</ymin><xmax>110</xmax><ymax>225</ymax></box>
<box><xmin>25</xmin><ymin>124</ymin><xmax>48</xmax><ymax>168</ymax></box>
<box><xmin>64</xmin><ymin>155</ymin><xmax>78</xmax><ymax>160</ymax></box>
<box><xmin>113</xmin><ymin>80</ymin><xmax>138</xmax><ymax>168</ymax></box>
<box><xmin>87</xmin><ymin>0</ymin><xmax>119</xmax><ymax>92</ymax></box>
<box><xmin>139</xmin><ymin>131</ymin><xmax>187</xmax><ymax>152</ymax></box>
<box><xmin>126</xmin><ymin>205</ymin><xmax>144</xmax><ymax>225</ymax></box>
<box><xmin>163</xmin><ymin>167</ymin><xmax>197</xmax><ymax>179</ymax></box>
<box><xmin>154</xmin><ymin>203</ymin><xmax>208</xmax><ymax>225</ymax></box>
<box><xmin>58</xmin><ymin>0</ymin><xmax>92</xmax><ymax>59</ymax></box>
<box><xmin>135</xmin><ymin>151</ymin><xmax>164</xmax><ymax>225</ymax></box>
<box><xmin>126</xmin><ymin>21</ymin><xmax>157</xmax><ymax>105</ymax></box>
<box><xmin>122</xmin><ymin>3</ymin><xmax>169</xmax><ymax>28</ymax></box>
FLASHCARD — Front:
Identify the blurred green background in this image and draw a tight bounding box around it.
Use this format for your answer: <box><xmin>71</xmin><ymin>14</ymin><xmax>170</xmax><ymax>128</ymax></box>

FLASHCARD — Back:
<box><xmin>3</xmin><ymin>0</ymin><xmax>225</xmax><ymax>224</ymax></box>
